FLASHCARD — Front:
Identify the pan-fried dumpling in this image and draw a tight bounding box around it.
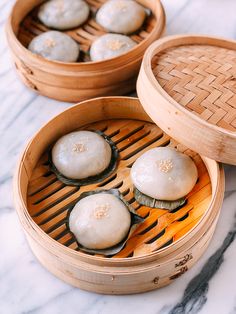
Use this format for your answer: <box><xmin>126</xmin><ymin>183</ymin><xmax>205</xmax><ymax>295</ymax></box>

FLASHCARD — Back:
<box><xmin>131</xmin><ymin>147</ymin><xmax>198</xmax><ymax>201</ymax></box>
<box><xmin>38</xmin><ymin>0</ymin><xmax>90</xmax><ymax>30</ymax></box>
<box><xmin>28</xmin><ymin>31</ymin><xmax>80</xmax><ymax>62</ymax></box>
<box><xmin>69</xmin><ymin>193</ymin><xmax>131</xmax><ymax>249</ymax></box>
<box><xmin>52</xmin><ymin>131</ymin><xmax>112</xmax><ymax>179</ymax></box>
<box><xmin>96</xmin><ymin>0</ymin><xmax>146</xmax><ymax>34</ymax></box>
<box><xmin>90</xmin><ymin>34</ymin><xmax>136</xmax><ymax>61</ymax></box>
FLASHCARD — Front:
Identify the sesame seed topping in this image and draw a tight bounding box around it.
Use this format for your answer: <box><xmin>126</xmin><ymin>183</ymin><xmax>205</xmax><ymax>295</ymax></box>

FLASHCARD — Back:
<box><xmin>56</xmin><ymin>0</ymin><xmax>64</xmax><ymax>11</ymax></box>
<box><xmin>107</xmin><ymin>40</ymin><xmax>127</xmax><ymax>51</ymax></box>
<box><xmin>93</xmin><ymin>204</ymin><xmax>110</xmax><ymax>219</ymax></box>
<box><xmin>72</xmin><ymin>143</ymin><xmax>87</xmax><ymax>152</ymax></box>
<box><xmin>44</xmin><ymin>38</ymin><xmax>56</xmax><ymax>48</ymax></box>
<box><xmin>158</xmin><ymin>159</ymin><xmax>173</xmax><ymax>173</ymax></box>
<box><xmin>115</xmin><ymin>2</ymin><xmax>127</xmax><ymax>11</ymax></box>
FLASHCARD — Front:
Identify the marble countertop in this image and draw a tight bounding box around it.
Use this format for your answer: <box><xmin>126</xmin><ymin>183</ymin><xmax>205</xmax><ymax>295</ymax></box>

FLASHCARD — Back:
<box><xmin>1</xmin><ymin>0</ymin><xmax>236</xmax><ymax>313</ymax></box>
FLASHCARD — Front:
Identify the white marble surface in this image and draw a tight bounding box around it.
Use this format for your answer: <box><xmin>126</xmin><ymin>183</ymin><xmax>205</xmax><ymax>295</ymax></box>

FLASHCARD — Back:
<box><xmin>1</xmin><ymin>1</ymin><xmax>236</xmax><ymax>313</ymax></box>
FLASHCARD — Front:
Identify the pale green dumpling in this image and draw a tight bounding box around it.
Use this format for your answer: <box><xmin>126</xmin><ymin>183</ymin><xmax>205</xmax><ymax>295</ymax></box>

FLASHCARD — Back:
<box><xmin>38</xmin><ymin>0</ymin><xmax>90</xmax><ymax>30</ymax></box>
<box><xmin>69</xmin><ymin>193</ymin><xmax>131</xmax><ymax>249</ymax></box>
<box><xmin>96</xmin><ymin>0</ymin><xmax>146</xmax><ymax>34</ymax></box>
<box><xmin>131</xmin><ymin>147</ymin><xmax>198</xmax><ymax>201</ymax></box>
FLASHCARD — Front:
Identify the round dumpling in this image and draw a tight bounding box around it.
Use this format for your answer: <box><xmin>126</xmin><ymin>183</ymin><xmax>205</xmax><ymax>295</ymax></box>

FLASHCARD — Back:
<box><xmin>96</xmin><ymin>0</ymin><xmax>146</xmax><ymax>34</ymax></box>
<box><xmin>69</xmin><ymin>193</ymin><xmax>131</xmax><ymax>249</ymax></box>
<box><xmin>38</xmin><ymin>0</ymin><xmax>90</xmax><ymax>30</ymax></box>
<box><xmin>28</xmin><ymin>31</ymin><xmax>80</xmax><ymax>62</ymax></box>
<box><xmin>90</xmin><ymin>34</ymin><xmax>136</xmax><ymax>61</ymax></box>
<box><xmin>131</xmin><ymin>147</ymin><xmax>198</xmax><ymax>201</ymax></box>
<box><xmin>52</xmin><ymin>131</ymin><xmax>112</xmax><ymax>179</ymax></box>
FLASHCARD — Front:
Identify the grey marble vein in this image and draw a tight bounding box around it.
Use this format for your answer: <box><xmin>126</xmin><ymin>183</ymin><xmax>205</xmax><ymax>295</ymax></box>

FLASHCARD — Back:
<box><xmin>169</xmin><ymin>215</ymin><xmax>236</xmax><ymax>314</ymax></box>
<box><xmin>2</xmin><ymin>95</ymin><xmax>38</xmax><ymax>131</ymax></box>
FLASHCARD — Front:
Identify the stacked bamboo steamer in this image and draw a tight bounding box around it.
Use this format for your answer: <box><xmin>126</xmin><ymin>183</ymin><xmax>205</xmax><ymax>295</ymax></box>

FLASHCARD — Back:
<box><xmin>9</xmin><ymin>0</ymin><xmax>236</xmax><ymax>295</ymax></box>
<box><xmin>6</xmin><ymin>0</ymin><xmax>165</xmax><ymax>102</ymax></box>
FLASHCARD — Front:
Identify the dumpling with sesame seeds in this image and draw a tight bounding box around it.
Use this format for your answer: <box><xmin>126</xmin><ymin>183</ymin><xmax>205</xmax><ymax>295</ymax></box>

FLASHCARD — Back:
<box><xmin>90</xmin><ymin>34</ymin><xmax>136</xmax><ymax>61</ymax></box>
<box><xmin>131</xmin><ymin>147</ymin><xmax>198</xmax><ymax>209</ymax></box>
<box><xmin>69</xmin><ymin>192</ymin><xmax>131</xmax><ymax>249</ymax></box>
<box><xmin>28</xmin><ymin>31</ymin><xmax>80</xmax><ymax>62</ymax></box>
<box><xmin>96</xmin><ymin>0</ymin><xmax>146</xmax><ymax>34</ymax></box>
<box><xmin>38</xmin><ymin>0</ymin><xmax>90</xmax><ymax>30</ymax></box>
<box><xmin>51</xmin><ymin>131</ymin><xmax>113</xmax><ymax>180</ymax></box>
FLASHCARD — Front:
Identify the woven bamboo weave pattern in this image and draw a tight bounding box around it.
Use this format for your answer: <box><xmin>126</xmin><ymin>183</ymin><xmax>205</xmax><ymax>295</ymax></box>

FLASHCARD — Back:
<box><xmin>27</xmin><ymin>119</ymin><xmax>211</xmax><ymax>258</ymax></box>
<box><xmin>152</xmin><ymin>45</ymin><xmax>236</xmax><ymax>131</ymax></box>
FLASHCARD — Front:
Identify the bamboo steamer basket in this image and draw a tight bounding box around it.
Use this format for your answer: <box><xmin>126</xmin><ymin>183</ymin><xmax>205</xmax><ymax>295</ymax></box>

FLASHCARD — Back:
<box><xmin>14</xmin><ymin>97</ymin><xmax>224</xmax><ymax>294</ymax></box>
<box><xmin>137</xmin><ymin>34</ymin><xmax>236</xmax><ymax>165</ymax></box>
<box><xmin>6</xmin><ymin>0</ymin><xmax>165</xmax><ymax>102</ymax></box>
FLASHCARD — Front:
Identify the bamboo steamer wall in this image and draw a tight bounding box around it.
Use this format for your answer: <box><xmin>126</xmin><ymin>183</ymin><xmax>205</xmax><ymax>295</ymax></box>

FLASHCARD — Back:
<box><xmin>14</xmin><ymin>97</ymin><xmax>224</xmax><ymax>294</ymax></box>
<box><xmin>6</xmin><ymin>0</ymin><xmax>165</xmax><ymax>102</ymax></box>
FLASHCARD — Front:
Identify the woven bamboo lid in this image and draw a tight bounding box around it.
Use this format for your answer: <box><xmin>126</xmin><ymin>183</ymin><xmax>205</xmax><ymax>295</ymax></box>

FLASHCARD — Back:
<box><xmin>137</xmin><ymin>35</ymin><xmax>236</xmax><ymax>164</ymax></box>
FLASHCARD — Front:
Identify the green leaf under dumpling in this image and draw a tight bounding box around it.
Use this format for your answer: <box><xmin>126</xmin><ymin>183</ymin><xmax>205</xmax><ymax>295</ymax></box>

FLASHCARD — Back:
<box><xmin>48</xmin><ymin>130</ymin><xmax>119</xmax><ymax>187</ymax></box>
<box><xmin>134</xmin><ymin>188</ymin><xmax>186</xmax><ymax>211</ymax></box>
<box><xmin>66</xmin><ymin>189</ymin><xmax>144</xmax><ymax>256</ymax></box>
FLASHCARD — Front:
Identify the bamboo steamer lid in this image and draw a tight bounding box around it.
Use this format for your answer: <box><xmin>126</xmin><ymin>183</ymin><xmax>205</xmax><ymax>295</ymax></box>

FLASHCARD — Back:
<box><xmin>137</xmin><ymin>34</ymin><xmax>236</xmax><ymax>165</ymax></box>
